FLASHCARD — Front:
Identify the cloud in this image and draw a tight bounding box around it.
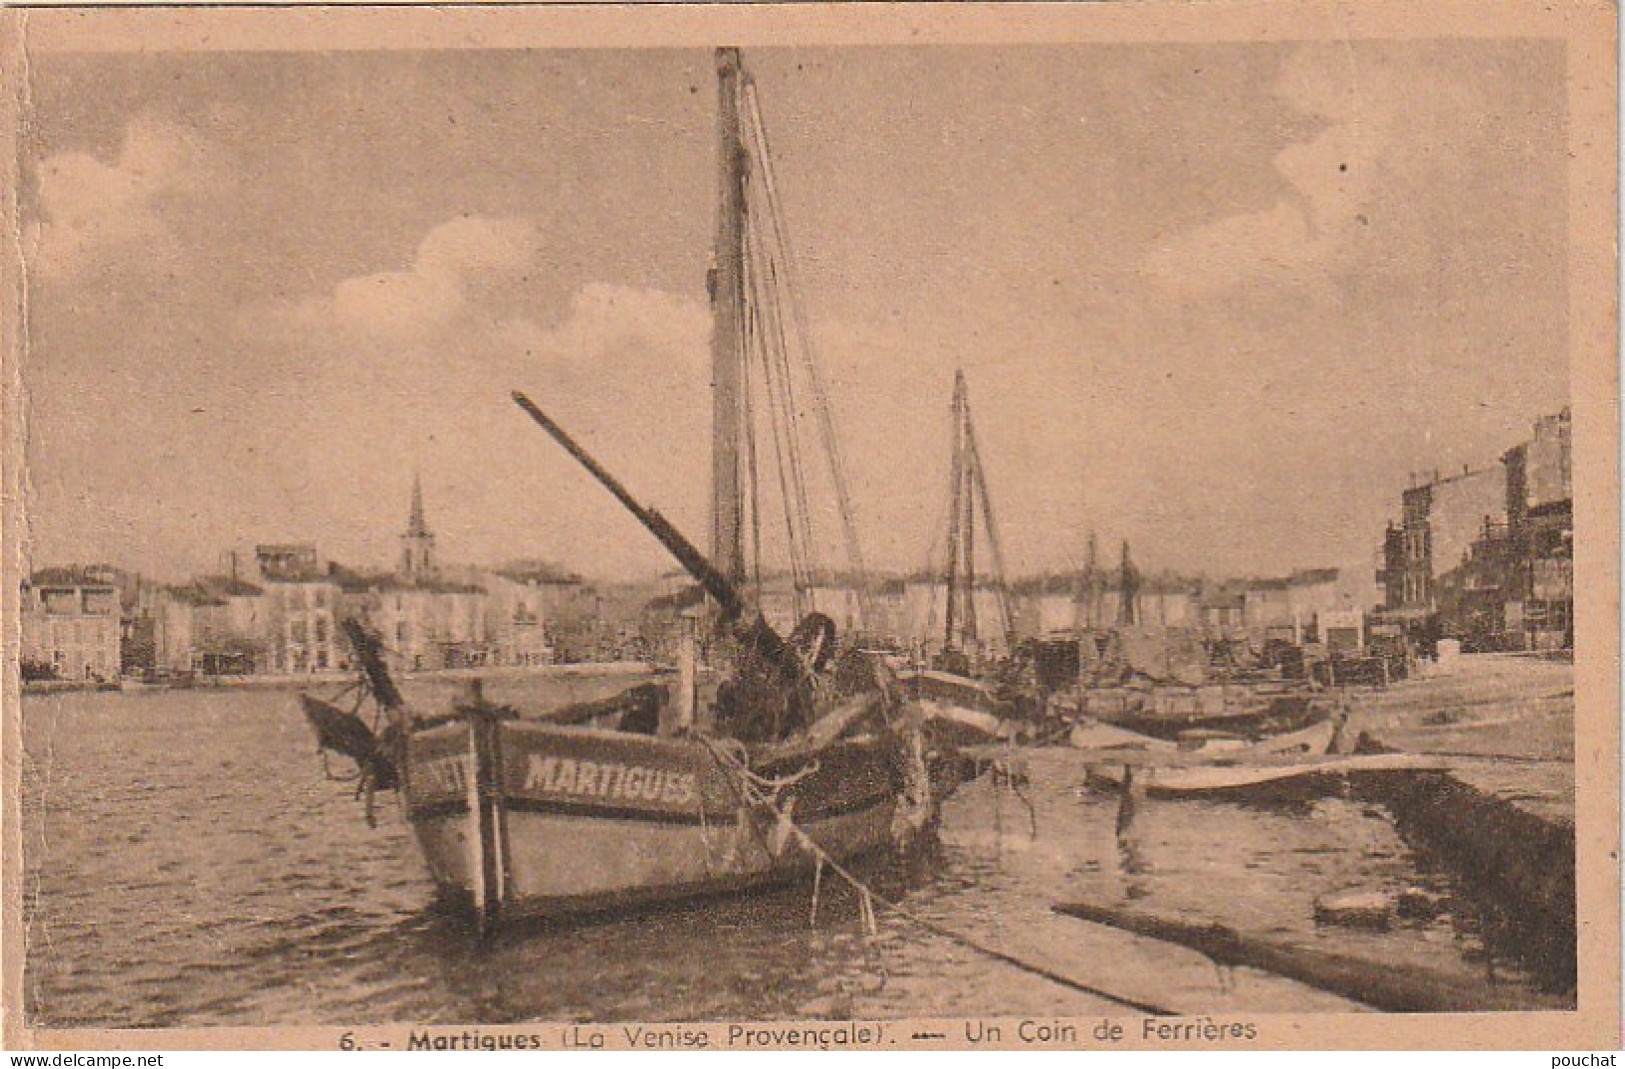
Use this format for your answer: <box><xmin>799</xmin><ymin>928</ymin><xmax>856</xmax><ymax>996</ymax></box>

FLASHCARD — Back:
<box><xmin>25</xmin><ymin>117</ymin><xmax>202</xmax><ymax>281</ymax></box>
<box><xmin>251</xmin><ymin>220</ymin><xmax>718</xmax><ymax>577</ymax></box>
<box><xmin>1140</xmin><ymin>47</ymin><xmax>1415</xmax><ymax>294</ymax></box>
<box><xmin>314</xmin><ymin>215</ymin><xmax>540</xmax><ymax>341</ymax></box>
<box><xmin>501</xmin><ymin>282</ymin><xmax>710</xmax><ymax>403</ymax></box>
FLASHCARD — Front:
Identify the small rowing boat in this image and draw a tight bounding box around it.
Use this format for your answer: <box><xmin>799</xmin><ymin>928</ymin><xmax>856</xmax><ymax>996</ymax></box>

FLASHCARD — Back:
<box><xmin>1081</xmin><ymin>751</ymin><xmax>1453</xmax><ymax>801</ymax></box>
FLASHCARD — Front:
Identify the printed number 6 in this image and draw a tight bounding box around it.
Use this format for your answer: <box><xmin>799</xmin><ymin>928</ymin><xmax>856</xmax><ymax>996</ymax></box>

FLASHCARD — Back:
<box><xmin>340</xmin><ymin>1032</ymin><xmax>357</xmax><ymax>1051</ymax></box>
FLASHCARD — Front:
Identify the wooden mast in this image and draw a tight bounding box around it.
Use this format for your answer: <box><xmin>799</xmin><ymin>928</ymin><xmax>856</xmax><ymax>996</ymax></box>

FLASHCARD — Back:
<box><xmin>943</xmin><ymin>370</ymin><xmax>967</xmax><ymax>650</ymax></box>
<box><xmin>711</xmin><ymin>47</ymin><xmax>749</xmax><ymax>594</ymax></box>
<box><xmin>941</xmin><ymin>369</ymin><xmax>1018</xmax><ymax>654</ymax></box>
<box><xmin>962</xmin><ymin>409</ymin><xmax>979</xmax><ymax>646</ymax></box>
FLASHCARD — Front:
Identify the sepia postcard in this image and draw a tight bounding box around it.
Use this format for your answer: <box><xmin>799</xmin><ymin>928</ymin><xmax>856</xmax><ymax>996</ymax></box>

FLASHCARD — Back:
<box><xmin>1</xmin><ymin>0</ymin><xmax>1617</xmax><ymax>1053</ymax></box>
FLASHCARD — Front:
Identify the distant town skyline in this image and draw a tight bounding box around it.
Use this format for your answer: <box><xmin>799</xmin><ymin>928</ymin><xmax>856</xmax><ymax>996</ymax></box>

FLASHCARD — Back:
<box><xmin>19</xmin><ymin>42</ymin><xmax>1568</xmax><ymax>585</ymax></box>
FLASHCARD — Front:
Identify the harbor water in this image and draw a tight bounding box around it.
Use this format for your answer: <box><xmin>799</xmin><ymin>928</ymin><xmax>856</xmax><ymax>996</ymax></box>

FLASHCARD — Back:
<box><xmin>20</xmin><ymin>678</ymin><xmax>1560</xmax><ymax>1028</ymax></box>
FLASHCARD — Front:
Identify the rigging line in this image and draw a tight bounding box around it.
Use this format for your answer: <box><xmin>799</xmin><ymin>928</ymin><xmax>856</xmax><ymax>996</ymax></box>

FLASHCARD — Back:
<box><xmin>741</xmin><ymin>270</ymin><xmax>765</xmax><ymax>605</ymax></box>
<box><xmin>694</xmin><ymin>734</ymin><xmax>1176</xmax><ymax>1016</ymax></box>
<box><xmin>759</xmin><ymin>238</ymin><xmax>814</xmax><ymax>606</ymax></box>
<box><xmin>962</xmin><ymin>445</ymin><xmax>979</xmax><ymax>644</ymax></box>
<box><xmin>745</xmin><ymin>235</ymin><xmax>809</xmax><ymax>605</ymax></box>
<box><xmin>741</xmin><ymin>80</ymin><xmax>872</xmax><ymax>620</ymax></box>
<box><xmin>745</xmin><ymin>187</ymin><xmax>817</xmax><ymax>599</ymax></box>
<box><xmin>918</xmin><ymin>473</ymin><xmax>955</xmax><ymax>656</ymax></box>
<box><xmin>752</xmin><ymin>203</ymin><xmax>820</xmax><ymax>592</ymax></box>
<box><xmin>747</xmin><ymin>87</ymin><xmax>866</xmax><ymax>605</ymax></box>
<box><xmin>744</xmin><ymin>248</ymin><xmax>798</xmax><ymax>600</ymax></box>
<box><xmin>962</xmin><ymin>391</ymin><xmax>1016</xmax><ymax>647</ymax></box>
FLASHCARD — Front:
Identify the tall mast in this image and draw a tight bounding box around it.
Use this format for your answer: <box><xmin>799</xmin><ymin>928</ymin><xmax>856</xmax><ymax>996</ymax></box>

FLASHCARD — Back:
<box><xmin>943</xmin><ymin>370</ymin><xmax>967</xmax><ymax>650</ymax></box>
<box><xmin>962</xmin><ymin>441</ymin><xmax>978</xmax><ymax>645</ymax></box>
<box><xmin>710</xmin><ymin>47</ymin><xmax>749</xmax><ymax>592</ymax></box>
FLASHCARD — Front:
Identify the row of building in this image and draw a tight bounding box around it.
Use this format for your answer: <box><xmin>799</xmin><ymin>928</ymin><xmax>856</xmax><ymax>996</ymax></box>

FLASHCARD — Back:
<box><xmin>1377</xmin><ymin>408</ymin><xmax>1573</xmax><ymax>651</ymax></box>
<box><xmin>678</xmin><ymin>556</ymin><xmax>1372</xmax><ymax>662</ymax></box>
<box><xmin>22</xmin><ymin>554</ymin><xmax>1373</xmax><ymax>686</ymax></box>
<box><xmin>24</xmin><ymin>464</ymin><xmax>1426</xmax><ymax>683</ymax></box>
<box><xmin>19</xmin><ymin>482</ymin><xmax>598</xmax><ymax>681</ymax></box>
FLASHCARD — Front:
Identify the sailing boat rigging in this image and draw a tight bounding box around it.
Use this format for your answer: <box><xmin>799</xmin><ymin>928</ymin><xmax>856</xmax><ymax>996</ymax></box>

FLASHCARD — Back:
<box><xmin>301</xmin><ymin>47</ymin><xmax>936</xmax><ymax>932</ymax></box>
<box><xmin>896</xmin><ymin>370</ymin><xmax>1031</xmax><ymax>745</ymax></box>
<box><xmin>938</xmin><ymin>368</ymin><xmax>1016</xmax><ymax>670</ymax></box>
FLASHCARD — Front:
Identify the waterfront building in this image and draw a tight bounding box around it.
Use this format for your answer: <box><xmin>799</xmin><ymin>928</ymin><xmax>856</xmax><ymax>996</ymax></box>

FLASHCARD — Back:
<box><xmin>335</xmin><ymin>483</ymin><xmax>491</xmax><ymax>670</ymax></box>
<box><xmin>340</xmin><ymin>575</ymin><xmax>489</xmax><ymax>670</ymax></box>
<box><xmin>864</xmin><ymin>578</ymin><xmax>909</xmax><ymax>647</ymax></box>
<box><xmin>484</xmin><ymin>562</ymin><xmax>590</xmax><ymax>667</ymax></box>
<box><xmin>253</xmin><ymin>544</ymin><xmax>342</xmax><ymax>673</ymax></box>
<box><xmin>1242</xmin><ymin>578</ymin><xmax>1293</xmax><ymax>631</ymax></box>
<box><xmin>1396</xmin><ymin>466</ymin><xmax>1505</xmax><ymax>613</ymax></box>
<box><xmin>1378</xmin><ymin>523</ymin><xmax>1407</xmax><ymax>612</ymax></box>
<box><xmin>1007</xmin><ymin>568</ymin><xmax>1197</xmax><ymax>639</ymax></box>
<box><xmin>1013</xmin><ymin>579</ymin><xmax>1079</xmax><ymax>637</ymax></box>
<box><xmin>19</xmin><ymin>567</ymin><xmax>121</xmax><ymax>681</ymax></box>
<box><xmin>1198</xmin><ymin>585</ymin><xmax>1247</xmax><ymax>635</ymax></box>
<box><xmin>1377</xmin><ymin>408</ymin><xmax>1572</xmax><ymax>650</ymax></box>
<box><xmin>155</xmin><ymin>577</ymin><xmax>269</xmax><ymax>674</ymax></box>
<box><xmin>738</xmin><ymin>571</ymin><xmax>873</xmax><ymax>644</ymax></box>
<box><xmin>1138</xmin><ymin>576</ymin><xmax>1198</xmax><ymax>627</ymax></box>
<box><xmin>1501</xmin><ymin>408</ymin><xmax>1573</xmax><ymax>649</ymax></box>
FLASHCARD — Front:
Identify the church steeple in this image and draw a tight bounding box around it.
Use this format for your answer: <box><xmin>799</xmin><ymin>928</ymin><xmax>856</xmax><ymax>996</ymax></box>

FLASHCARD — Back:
<box><xmin>401</xmin><ymin>473</ymin><xmax>437</xmax><ymax>580</ymax></box>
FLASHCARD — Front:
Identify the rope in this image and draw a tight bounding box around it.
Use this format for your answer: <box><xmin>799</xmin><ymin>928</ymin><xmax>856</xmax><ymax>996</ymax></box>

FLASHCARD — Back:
<box><xmin>961</xmin><ymin>401</ymin><xmax>1016</xmax><ymax>646</ymax></box>
<box><xmin>741</xmin><ymin>284</ymin><xmax>765</xmax><ymax>607</ymax></box>
<box><xmin>742</xmin><ymin>79</ymin><xmax>873</xmax><ymax>623</ymax></box>
<box><xmin>743</xmin><ymin>229</ymin><xmax>811</xmax><ymax>603</ymax></box>
<box><xmin>694</xmin><ymin>731</ymin><xmax>1177</xmax><ymax>1015</ymax></box>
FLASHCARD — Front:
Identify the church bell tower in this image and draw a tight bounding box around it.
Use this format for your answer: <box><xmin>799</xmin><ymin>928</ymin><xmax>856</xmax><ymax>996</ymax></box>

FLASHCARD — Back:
<box><xmin>401</xmin><ymin>473</ymin><xmax>437</xmax><ymax>581</ymax></box>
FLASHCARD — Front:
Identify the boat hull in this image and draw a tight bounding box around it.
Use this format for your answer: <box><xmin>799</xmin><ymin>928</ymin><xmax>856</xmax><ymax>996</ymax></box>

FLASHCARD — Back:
<box><xmin>1061</xmin><ymin>687</ymin><xmax>1322</xmax><ymax>742</ymax></box>
<box><xmin>413</xmin><ymin>799</ymin><xmax>896</xmax><ymax>921</ymax></box>
<box><xmin>402</xmin><ymin>715</ymin><xmax>904</xmax><ymax>926</ymax></box>
<box><xmin>898</xmin><ymin>668</ymin><xmax>1013</xmax><ymax>746</ymax></box>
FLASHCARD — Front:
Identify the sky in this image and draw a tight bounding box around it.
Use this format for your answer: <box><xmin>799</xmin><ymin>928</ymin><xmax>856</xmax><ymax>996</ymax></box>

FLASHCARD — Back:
<box><xmin>17</xmin><ymin>41</ymin><xmax>1569</xmax><ymax>585</ymax></box>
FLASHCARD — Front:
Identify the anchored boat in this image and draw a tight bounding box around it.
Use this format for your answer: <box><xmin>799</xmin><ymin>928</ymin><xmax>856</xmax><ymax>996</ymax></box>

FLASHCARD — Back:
<box><xmin>899</xmin><ymin>370</ymin><xmax>1038</xmax><ymax>746</ymax></box>
<box><xmin>303</xmin><ymin>48</ymin><xmax>935</xmax><ymax>931</ymax></box>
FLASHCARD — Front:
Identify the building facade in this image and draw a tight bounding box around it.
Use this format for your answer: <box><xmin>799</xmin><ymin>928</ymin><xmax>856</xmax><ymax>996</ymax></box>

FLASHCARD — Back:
<box><xmin>1379</xmin><ymin>408</ymin><xmax>1572</xmax><ymax>650</ymax></box>
<box><xmin>254</xmin><ymin>544</ymin><xmax>342</xmax><ymax>673</ymax></box>
<box><xmin>19</xmin><ymin>568</ymin><xmax>121</xmax><ymax>681</ymax></box>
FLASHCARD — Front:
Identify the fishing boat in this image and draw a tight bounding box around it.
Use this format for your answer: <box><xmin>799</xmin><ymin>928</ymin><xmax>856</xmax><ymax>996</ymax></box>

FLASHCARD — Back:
<box><xmin>302</xmin><ymin>48</ymin><xmax>934</xmax><ymax>931</ymax></box>
<box><xmin>899</xmin><ymin>370</ymin><xmax>1039</xmax><ymax>746</ymax></box>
